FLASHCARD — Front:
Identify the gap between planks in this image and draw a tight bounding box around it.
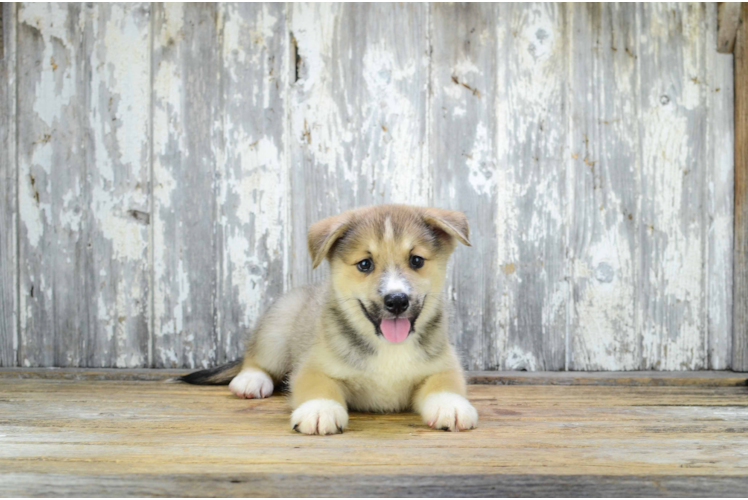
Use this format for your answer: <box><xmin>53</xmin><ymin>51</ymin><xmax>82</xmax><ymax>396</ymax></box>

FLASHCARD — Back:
<box><xmin>0</xmin><ymin>368</ymin><xmax>745</xmax><ymax>386</ymax></box>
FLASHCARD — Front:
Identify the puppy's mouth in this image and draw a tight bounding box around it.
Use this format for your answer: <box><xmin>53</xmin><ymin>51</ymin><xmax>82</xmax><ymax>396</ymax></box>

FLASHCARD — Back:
<box><xmin>357</xmin><ymin>300</ymin><xmax>420</xmax><ymax>344</ymax></box>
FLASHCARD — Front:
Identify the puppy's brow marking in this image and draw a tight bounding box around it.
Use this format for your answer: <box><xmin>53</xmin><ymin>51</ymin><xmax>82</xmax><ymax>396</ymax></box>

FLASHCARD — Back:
<box><xmin>383</xmin><ymin>217</ymin><xmax>394</xmax><ymax>242</ymax></box>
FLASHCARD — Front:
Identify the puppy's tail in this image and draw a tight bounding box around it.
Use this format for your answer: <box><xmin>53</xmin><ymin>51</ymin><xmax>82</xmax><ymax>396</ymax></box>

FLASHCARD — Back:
<box><xmin>175</xmin><ymin>358</ymin><xmax>243</xmax><ymax>385</ymax></box>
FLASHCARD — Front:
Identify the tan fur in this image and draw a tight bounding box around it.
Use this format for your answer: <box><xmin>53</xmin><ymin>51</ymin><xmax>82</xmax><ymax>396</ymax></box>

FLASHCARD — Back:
<box><xmin>232</xmin><ymin>205</ymin><xmax>477</xmax><ymax>434</ymax></box>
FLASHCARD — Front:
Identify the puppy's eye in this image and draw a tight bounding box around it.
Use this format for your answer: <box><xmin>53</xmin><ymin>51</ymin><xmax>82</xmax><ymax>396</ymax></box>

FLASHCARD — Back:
<box><xmin>356</xmin><ymin>259</ymin><xmax>374</xmax><ymax>273</ymax></box>
<box><xmin>409</xmin><ymin>255</ymin><xmax>425</xmax><ymax>270</ymax></box>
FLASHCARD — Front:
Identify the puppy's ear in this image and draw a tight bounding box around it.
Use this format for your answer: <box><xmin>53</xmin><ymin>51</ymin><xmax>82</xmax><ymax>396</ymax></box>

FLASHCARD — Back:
<box><xmin>308</xmin><ymin>213</ymin><xmax>351</xmax><ymax>269</ymax></box>
<box><xmin>423</xmin><ymin>208</ymin><xmax>471</xmax><ymax>247</ymax></box>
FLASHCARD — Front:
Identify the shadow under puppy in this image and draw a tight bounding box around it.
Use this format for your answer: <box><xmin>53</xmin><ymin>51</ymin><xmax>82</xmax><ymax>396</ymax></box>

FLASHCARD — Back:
<box><xmin>180</xmin><ymin>204</ymin><xmax>478</xmax><ymax>435</ymax></box>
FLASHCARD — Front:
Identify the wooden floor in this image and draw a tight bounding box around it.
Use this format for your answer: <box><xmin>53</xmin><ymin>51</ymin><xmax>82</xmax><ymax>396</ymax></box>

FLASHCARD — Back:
<box><xmin>1</xmin><ymin>371</ymin><xmax>748</xmax><ymax>497</ymax></box>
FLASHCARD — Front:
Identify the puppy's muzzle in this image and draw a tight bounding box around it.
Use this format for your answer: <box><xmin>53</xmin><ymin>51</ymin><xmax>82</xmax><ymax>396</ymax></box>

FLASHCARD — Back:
<box><xmin>384</xmin><ymin>293</ymin><xmax>409</xmax><ymax>315</ymax></box>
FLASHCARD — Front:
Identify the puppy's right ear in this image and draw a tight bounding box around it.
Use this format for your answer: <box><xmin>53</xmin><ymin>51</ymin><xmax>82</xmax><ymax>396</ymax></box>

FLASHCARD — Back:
<box><xmin>422</xmin><ymin>208</ymin><xmax>471</xmax><ymax>247</ymax></box>
<box><xmin>308</xmin><ymin>213</ymin><xmax>350</xmax><ymax>269</ymax></box>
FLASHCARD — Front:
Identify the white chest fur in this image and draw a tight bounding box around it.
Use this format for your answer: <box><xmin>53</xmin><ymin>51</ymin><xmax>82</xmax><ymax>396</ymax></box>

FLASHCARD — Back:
<box><xmin>338</xmin><ymin>339</ymin><xmax>441</xmax><ymax>412</ymax></box>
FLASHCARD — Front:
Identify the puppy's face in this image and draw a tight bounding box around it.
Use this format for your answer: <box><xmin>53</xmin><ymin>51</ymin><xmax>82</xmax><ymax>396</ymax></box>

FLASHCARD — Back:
<box><xmin>308</xmin><ymin>205</ymin><xmax>470</xmax><ymax>344</ymax></box>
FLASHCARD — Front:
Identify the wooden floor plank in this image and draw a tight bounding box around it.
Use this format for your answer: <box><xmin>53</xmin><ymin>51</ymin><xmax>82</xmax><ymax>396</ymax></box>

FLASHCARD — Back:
<box><xmin>1</xmin><ymin>379</ymin><xmax>748</xmax><ymax>496</ymax></box>
<box><xmin>3</xmin><ymin>472</ymin><xmax>748</xmax><ymax>498</ymax></box>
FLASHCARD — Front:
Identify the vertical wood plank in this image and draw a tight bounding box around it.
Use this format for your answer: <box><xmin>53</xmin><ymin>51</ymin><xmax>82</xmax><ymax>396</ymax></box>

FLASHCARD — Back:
<box><xmin>431</xmin><ymin>4</ymin><xmax>501</xmax><ymax>370</ymax></box>
<box><xmin>717</xmin><ymin>2</ymin><xmax>741</xmax><ymax>54</ymax></box>
<box><xmin>152</xmin><ymin>4</ymin><xmax>220</xmax><ymax>368</ymax></box>
<box><xmin>85</xmin><ymin>4</ymin><xmax>151</xmax><ymax>367</ymax></box>
<box><xmin>288</xmin><ymin>3</ymin><xmax>430</xmax><ymax>287</ymax></box>
<box><xmin>493</xmin><ymin>3</ymin><xmax>569</xmax><ymax>370</ymax></box>
<box><xmin>16</xmin><ymin>4</ymin><xmax>152</xmax><ymax>367</ymax></box>
<box><xmin>568</xmin><ymin>4</ymin><xmax>639</xmax><ymax>370</ymax></box>
<box><xmin>706</xmin><ymin>3</ymin><xmax>735</xmax><ymax>370</ymax></box>
<box><xmin>0</xmin><ymin>3</ymin><xmax>18</xmax><ymax>366</ymax></box>
<box><xmin>734</xmin><ymin>3</ymin><xmax>748</xmax><ymax>372</ymax></box>
<box><xmin>17</xmin><ymin>3</ymin><xmax>88</xmax><ymax>366</ymax></box>
<box><xmin>215</xmin><ymin>3</ymin><xmax>288</xmax><ymax>363</ymax></box>
<box><xmin>637</xmin><ymin>4</ymin><xmax>709</xmax><ymax>370</ymax></box>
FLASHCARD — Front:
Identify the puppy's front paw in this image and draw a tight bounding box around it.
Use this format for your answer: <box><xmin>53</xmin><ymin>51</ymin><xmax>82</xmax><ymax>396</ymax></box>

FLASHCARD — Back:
<box><xmin>291</xmin><ymin>399</ymin><xmax>348</xmax><ymax>435</ymax></box>
<box><xmin>229</xmin><ymin>369</ymin><xmax>274</xmax><ymax>399</ymax></box>
<box><xmin>420</xmin><ymin>392</ymin><xmax>478</xmax><ymax>431</ymax></box>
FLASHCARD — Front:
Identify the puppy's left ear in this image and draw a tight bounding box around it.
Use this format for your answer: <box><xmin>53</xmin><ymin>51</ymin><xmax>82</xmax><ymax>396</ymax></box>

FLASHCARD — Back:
<box><xmin>308</xmin><ymin>213</ymin><xmax>351</xmax><ymax>269</ymax></box>
<box><xmin>423</xmin><ymin>208</ymin><xmax>471</xmax><ymax>247</ymax></box>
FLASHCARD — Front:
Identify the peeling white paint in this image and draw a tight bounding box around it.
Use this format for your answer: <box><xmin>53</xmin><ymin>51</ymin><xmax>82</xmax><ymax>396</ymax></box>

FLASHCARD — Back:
<box><xmin>97</xmin><ymin>208</ymin><xmax>148</xmax><ymax>262</ymax></box>
<box><xmin>225</xmin><ymin>233</ymin><xmax>266</xmax><ymax>329</ymax></box>
<box><xmin>18</xmin><ymin>172</ymin><xmax>48</xmax><ymax>250</ymax></box>
<box><xmin>158</xmin><ymin>3</ymin><xmax>184</xmax><ymax>47</ymax></box>
<box><xmin>9</xmin><ymin>3</ymin><xmax>735</xmax><ymax>371</ymax></box>
<box><xmin>20</xmin><ymin>4</ymin><xmax>79</xmax><ymax>127</ymax></box>
<box><xmin>100</xmin><ymin>5</ymin><xmax>151</xmax><ymax>178</ymax></box>
<box><xmin>222</xmin><ymin>3</ymin><xmax>280</xmax><ymax>95</ymax></box>
<box><xmin>362</xmin><ymin>44</ymin><xmax>428</xmax><ymax>205</ymax></box>
<box><xmin>465</xmin><ymin>123</ymin><xmax>494</xmax><ymax>196</ymax></box>
<box><xmin>59</xmin><ymin>187</ymin><xmax>82</xmax><ymax>233</ymax></box>
<box><xmin>230</xmin><ymin>134</ymin><xmax>284</xmax><ymax>251</ymax></box>
<box><xmin>504</xmin><ymin>345</ymin><xmax>538</xmax><ymax>371</ymax></box>
<box><xmin>290</xmin><ymin>4</ymin><xmax>429</xmax><ymax>205</ymax></box>
<box><xmin>572</xmin><ymin>231</ymin><xmax>638</xmax><ymax>370</ymax></box>
<box><xmin>290</xmin><ymin>4</ymin><xmax>351</xmax><ymax>178</ymax></box>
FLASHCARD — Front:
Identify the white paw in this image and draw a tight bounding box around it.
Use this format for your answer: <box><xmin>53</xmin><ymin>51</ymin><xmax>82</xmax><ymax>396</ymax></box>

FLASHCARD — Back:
<box><xmin>228</xmin><ymin>369</ymin><xmax>273</xmax><ymax>399</ymax></box>
<box><xmin>290</xmin><ymin>399</ymin><xmax>348</xmax><ymax>435</ymax></box>
<box><xmin>420</xmin><ymin>392</ymin><xmax>478</xmax><ymax>432</ymax></box>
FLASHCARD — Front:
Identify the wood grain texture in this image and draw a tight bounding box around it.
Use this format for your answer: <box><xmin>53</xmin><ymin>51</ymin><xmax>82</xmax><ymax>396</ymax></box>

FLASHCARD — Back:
<box><xmin>638</xmin><ymin>4</ymin><xmax>710</xmax><ymax>370</ymax></box>
<box><xmin>0</xmin><ymin>3</ymin><xmax>17</xmax><ymax>367</ymax></box>
<box><xmin>734</xmin><ymin>3</ymin><xmax>748</xmax><ymax>372</ymax></box>
<box><xmin>288</xmin><ymin>3</ymin><xmax>431</xmax><ymax>287</ymax></box>
<box><xmin>16</xmin><ymin>4</ymin><xmax>152</xmax><ymax>368</ymax></box>
<box><xmin>152</xmin><ymin>3</ymin><xmax>221</xmax><ymax>368</ymax></box>
<box><xmin>717</xmin><ymin>2</ymin><xmax>742</xmax><ymax>54</ymax></box>
<box><xmin>568</xmin><ymin>4</ymin><xmax>639</xmax><ymax>370</ymax></box>
<box><xmin>151</xmin><ymin>4</ymin><xmax>290</xmax><ymax>368</ymax></box>
<box><xmin>707</xmin><ymin>3</ymin><xmax>736</xmax><ymax>369</ymax></box>
<box><xmin>215</xmin><ymin>3</ymin><xmax>288</xmax><ymax>365</ymax></box>
<box><xmin>17</xmin><ymin>3</ymin><xmax>86</xmax><ymax>367</ymax></box>
<box><xmin>431</xmin><ymin>3</ymin><xmax>500</xmax><ymax>370</ymax></box>
<box><xmin>4</xmin><ymin>473</ymin><xmax>748</xmax><ymax>498</ymax></box>
<box><xmin>85</xmin><ymin>4</ymin><xmax>152</xmax><ymax>368</ymax></box>
<box><xmin>494</xmin><ymin>3</ymin><xmax>569</xmax><ymax>370</ymax></box>
<box><xmin>1</xmin><ymin>379</ymin><xmax>747</xmax><ymax>496</ymax></box>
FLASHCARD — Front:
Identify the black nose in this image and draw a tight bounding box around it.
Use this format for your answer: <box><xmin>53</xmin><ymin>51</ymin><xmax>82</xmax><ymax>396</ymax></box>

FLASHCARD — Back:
<box><xmin>383</xmin><ymin>293</ymin><xmax>409</xmax><ymax>315</ymax></box>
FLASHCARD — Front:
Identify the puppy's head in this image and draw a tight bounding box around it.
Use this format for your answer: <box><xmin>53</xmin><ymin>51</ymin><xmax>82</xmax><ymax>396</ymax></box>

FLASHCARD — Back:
<box><xmin>308</xmin><ymin>205</ymin><xmax>470</xmax><ymax>344</ymax></box>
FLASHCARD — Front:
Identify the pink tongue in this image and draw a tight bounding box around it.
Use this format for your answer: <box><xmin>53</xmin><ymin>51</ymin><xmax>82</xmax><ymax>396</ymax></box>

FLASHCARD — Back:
<box><xmin>380</xmin><ymin>318</ymin><xmax>411</xmax><ymax>343</ymax></box>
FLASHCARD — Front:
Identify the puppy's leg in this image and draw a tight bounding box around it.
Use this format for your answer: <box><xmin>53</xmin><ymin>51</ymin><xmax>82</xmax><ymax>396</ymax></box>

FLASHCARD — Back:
<box><xmin>289</xmin><ymin>368</ymin><xmax>348</xmax><ymax>435</ymax></box>
<box><xmin>228</xmin><ymin>358</ymin><xmax>274</xmax><ymax>399</ymax></box>
<box><xmin>413</xmin><ymin>370</ymin><xmax>478</xmax><ymax>431</ymax></box>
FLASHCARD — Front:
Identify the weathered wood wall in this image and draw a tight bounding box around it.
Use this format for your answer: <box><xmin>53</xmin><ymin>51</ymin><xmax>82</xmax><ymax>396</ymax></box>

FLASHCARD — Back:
<box><xmin>733</xmin><ymin>2</ymin><xmax>748</xmax><ymax>372</ymax></box>
<box><xmin>0</xmin><ymin>3</ymin><xmax>737</xmax><ymax>371</ymax></box>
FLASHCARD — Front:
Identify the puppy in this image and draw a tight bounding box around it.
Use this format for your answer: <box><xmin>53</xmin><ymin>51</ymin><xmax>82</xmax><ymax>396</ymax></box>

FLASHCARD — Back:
<box><xmin>180</xmin><ymin>204</ymin><xmax>478</xmax><ymax>435</ymax></box>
